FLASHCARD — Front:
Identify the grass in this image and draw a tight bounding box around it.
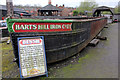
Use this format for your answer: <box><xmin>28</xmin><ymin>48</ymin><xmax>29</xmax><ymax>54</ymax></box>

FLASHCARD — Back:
<box><xmin>2</xmin><ymin>42</ymin><xmax>19</xmax><ymax>78</ymax></box>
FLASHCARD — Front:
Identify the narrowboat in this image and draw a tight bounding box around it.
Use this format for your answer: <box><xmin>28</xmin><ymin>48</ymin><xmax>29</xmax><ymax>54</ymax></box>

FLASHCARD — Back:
<box><xmin>6</xmin><ymin>17</ymin><xmax>107</xmax><ymax>63</ymax></box>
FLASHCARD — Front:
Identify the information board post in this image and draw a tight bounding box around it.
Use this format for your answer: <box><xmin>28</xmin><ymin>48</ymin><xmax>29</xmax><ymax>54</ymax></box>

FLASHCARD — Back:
<box><xmin>17</xmin><ymin>36</ymin><xmax>48</xmax><ymax>79</ymax></box>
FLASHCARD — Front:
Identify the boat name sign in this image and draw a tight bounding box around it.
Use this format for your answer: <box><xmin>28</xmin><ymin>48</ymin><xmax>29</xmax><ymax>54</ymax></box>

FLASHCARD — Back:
<box><xmin>12</xmin><ymin>22</ymin><xmax>72</xmax><ymax>32</ymax></box>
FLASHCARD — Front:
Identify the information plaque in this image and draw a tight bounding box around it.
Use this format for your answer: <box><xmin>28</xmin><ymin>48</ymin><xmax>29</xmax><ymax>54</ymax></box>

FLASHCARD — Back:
<box><xmin>17</xmin><ymin>36</ymin><xmax>48</xmax><ymax>78</ymax></box>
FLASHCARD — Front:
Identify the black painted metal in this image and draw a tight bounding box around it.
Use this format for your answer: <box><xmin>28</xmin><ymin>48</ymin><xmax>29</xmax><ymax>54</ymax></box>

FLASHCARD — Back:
<box><xmin>2</xmin><ymin>29</ymin><xmax>9</xmax><ymax>37</ymax></box>
<box><xmin>93</xmin><ymin>6</ymin><xmax>114</xmax><ymax>17</ymax></box>
<box><xmin>10</xmin><ymin>17</ymin><xmax>107</xmax><ymax>64</ymax></box>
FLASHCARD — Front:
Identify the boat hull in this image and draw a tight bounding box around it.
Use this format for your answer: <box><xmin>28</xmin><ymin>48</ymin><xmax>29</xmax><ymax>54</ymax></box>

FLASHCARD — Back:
<box><xmin>7</xmin><ymin>17</ymin><xmax>107</xmax><ymax>63</ymax></box>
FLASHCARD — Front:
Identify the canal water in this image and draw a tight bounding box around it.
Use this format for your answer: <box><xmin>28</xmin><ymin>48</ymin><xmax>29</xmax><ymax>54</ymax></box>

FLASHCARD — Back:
<box><xmin>48</xmin><ymin>23</ymin><xmax>118</xmax><ymax>78</ymax></box>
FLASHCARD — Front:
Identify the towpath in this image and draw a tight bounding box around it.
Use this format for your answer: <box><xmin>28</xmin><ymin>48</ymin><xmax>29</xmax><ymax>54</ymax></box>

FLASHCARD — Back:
<box><xmin>48</xmin><ymin>23</ymin><xmax>118</xmax><ymax>78</ymax></box>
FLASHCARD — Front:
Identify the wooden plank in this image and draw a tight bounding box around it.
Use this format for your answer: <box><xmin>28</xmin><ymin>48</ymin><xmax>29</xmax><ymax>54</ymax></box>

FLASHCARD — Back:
<box><xmin>89</xmin><ymin>39</ymin><xmax>100</xmax><ymax>47</ymax></box>
<box><xmin>97</xmin><ymin>36</ymin><xmax>107</xmax><ymax>40</ymax></box>
<box><xmin>0</xmin><ymin>37</ymin><xmax>9</xmax><ymax>43</ymax></box>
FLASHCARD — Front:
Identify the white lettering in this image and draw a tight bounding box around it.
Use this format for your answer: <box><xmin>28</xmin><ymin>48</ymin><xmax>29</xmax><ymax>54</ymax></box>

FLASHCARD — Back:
<box><xmin>15</xmin><ymin>25</ymin><xmax>20</xmax><ymax>30</ymax></box>
<box><xmin>32</xmin><ymin>25</ymin><xmax>37</xmax><ymax>30</ymax></box>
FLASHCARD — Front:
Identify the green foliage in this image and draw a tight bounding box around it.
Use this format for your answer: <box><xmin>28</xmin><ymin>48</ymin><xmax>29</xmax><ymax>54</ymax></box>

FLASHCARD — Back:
<box><xmin>73</xmin><ymin>10</ymin><xmax>79</xmax><ymax>16</ymax></box>
<box><xmin>114</xmin><ymin>5</ymin><xmax>120</xmax><ymax>13</ymax></box>
<box><xmin>76</xmin><ymin>0</ymin><xmax>98</xmax><ymax>15</ymax></box>
<box><xmin>102</xmin><ymin>11</ymin><xmax>111</xmax><ymax>15</ymax></box>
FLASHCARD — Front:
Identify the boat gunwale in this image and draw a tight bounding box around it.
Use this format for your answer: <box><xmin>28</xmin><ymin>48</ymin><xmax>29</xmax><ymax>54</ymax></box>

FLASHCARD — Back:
<box><xmin>7</xmin><ymin>17</ymin><xmax>107</xmax><ymax>23</ymax></box>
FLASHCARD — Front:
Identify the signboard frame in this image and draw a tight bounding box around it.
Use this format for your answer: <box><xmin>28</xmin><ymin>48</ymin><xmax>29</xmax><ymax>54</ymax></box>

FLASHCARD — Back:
<box><xmin>17</xmin><ymin>36</ymin><xmax>48</xmax><ymax>79</ymax></box>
